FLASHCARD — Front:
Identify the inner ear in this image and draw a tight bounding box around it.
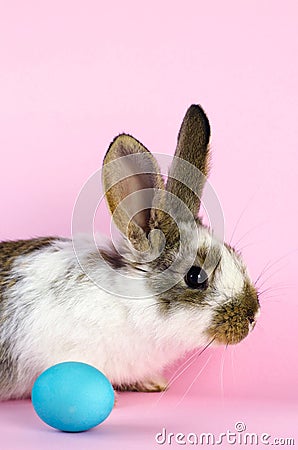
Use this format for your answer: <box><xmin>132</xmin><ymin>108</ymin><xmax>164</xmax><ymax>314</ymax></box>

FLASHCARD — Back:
<box><xmin>102</xmin><ymin>134</ymin><xmax>165</xmax><ymax>243</ymax></box>
<box><xmin>114</xmin><ymin>174</ymin><xmax>158</xmax><ymax>235</ymax></box>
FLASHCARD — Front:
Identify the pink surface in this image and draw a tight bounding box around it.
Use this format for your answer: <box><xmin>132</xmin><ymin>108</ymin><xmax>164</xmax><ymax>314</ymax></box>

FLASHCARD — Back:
<box><xmin>0</xmin><ymin>394</ymin><xmax>297</xmax><ymax>450</ymax></box>
<box><xmin>0</xmin><ymin>1</ymin><xmax>297</xmax><ymax>448</ymax></box>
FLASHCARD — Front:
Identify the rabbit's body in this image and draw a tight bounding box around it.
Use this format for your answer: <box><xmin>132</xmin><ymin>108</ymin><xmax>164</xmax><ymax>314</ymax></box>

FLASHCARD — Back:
<box><xmin>0</xmin><ymin>105</ymin><xmax>260</xmax><ymax>400</ymax></box>
<box><xmin>0</xmin><ymin>234</ymin><xmax>212</xmax><ymax>399</ymax></box>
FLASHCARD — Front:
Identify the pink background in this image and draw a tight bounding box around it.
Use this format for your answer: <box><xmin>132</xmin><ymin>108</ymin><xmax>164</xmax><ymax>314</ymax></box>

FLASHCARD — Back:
<box><xmin>0</xmin><ymin>1</ymin><xmax>297</xmax><ymax>448</ymax></box>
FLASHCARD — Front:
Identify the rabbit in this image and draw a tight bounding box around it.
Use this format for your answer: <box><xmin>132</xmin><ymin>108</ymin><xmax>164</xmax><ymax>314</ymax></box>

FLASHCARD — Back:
<box><xmin>0</xmin><ymin>104</ymin><xmax>260</xmax><ymax>400</ymax></box>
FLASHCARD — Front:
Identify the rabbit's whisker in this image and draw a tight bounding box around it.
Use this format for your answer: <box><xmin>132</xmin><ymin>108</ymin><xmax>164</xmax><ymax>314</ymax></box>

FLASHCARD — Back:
<box><xmin>175</xmin><ymin>353</ymin><xmax>213</xmax><ymax>407</ymax></box>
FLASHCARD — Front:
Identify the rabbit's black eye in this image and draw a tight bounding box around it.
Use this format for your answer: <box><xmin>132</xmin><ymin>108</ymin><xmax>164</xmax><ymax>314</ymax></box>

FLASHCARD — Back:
<box><xmin>185</xmin><ymin>266</ymin><xmax>208</xmax><ymax>290</ymax></box>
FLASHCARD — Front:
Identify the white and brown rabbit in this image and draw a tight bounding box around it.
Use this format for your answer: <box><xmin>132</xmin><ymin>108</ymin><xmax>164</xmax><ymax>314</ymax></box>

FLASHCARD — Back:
<box><xmin>0</xmin><ymin>105</ymin><xmax>260</xmax><ymax>400</ymax></box>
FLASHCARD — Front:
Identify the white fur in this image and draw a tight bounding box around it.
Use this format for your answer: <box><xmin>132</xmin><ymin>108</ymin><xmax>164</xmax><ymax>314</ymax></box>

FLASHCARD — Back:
<box><xmin>3</xmin><ymin>234</ymin><xmax>214</xmax><ymax>399</ymax></box>
<box><xmin>213</xmin><ymin>244</ymin><xmax>246</xmax><ymax>301</ymax></box>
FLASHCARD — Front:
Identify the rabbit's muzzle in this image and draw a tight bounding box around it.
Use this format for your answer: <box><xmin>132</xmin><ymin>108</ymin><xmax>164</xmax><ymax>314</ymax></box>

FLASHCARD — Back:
<box><xmin>207</xmin><ymin>283</ymin><xmax>260</xmax><ymax>345</ymax></box>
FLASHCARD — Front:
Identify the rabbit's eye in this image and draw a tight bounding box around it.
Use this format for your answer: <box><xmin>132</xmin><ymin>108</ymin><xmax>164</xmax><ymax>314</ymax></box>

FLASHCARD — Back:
<box><xmin>185</xmin><ymin>266</ymin><xmax>208</xmax><ymax>290</ymax></box>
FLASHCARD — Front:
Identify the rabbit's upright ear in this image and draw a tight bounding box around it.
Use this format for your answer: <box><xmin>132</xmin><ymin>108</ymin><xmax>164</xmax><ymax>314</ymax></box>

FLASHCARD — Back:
<box><xmin>166</xmin><ymin>105</ymin><xmax>211</xmax><ymax>219</ymax></box>
<box><xmin>103</xmin><ymin>134</ymin><xmax>165</xmax><ymax>251</ymax></box>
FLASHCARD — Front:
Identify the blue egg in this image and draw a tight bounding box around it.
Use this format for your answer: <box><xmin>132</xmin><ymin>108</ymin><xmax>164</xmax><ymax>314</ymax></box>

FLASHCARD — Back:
<box><xmin>31</xmin><ymin>362</ymin><xmax>115</xmax><ymax>432</ymax></box>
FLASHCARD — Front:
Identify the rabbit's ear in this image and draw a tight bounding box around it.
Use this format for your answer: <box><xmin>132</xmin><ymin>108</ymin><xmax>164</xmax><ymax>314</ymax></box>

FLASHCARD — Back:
<box><xmin>166</xmin><ymin>105</ymin><xmax>210</xmax><ymax>219</ymax></box>
<box><xmin>103</xmin><ymin>134</ymin><xmax>165</xmax><ymax>251</ymax></box>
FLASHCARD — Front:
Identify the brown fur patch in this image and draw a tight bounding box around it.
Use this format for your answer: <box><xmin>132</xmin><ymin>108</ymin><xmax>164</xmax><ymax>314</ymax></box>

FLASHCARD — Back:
<box><xmin>98</xmin><ymin>248</ymin><xmax>127</xmax><ymax>270</ymax></box>
<box><xmin>0</xmin><ymin>237</ymin><xmax>57</xmax><ymax>296</ymax></box>
<box><xmin>115</xmin><ymin>380</ymin><xmax>167</xmax><ymax>392</ymax></box>
<box><xmin>0</xmin><ymin>341</ymin><xmax>17</xmax><ymax>391</ymax></box>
